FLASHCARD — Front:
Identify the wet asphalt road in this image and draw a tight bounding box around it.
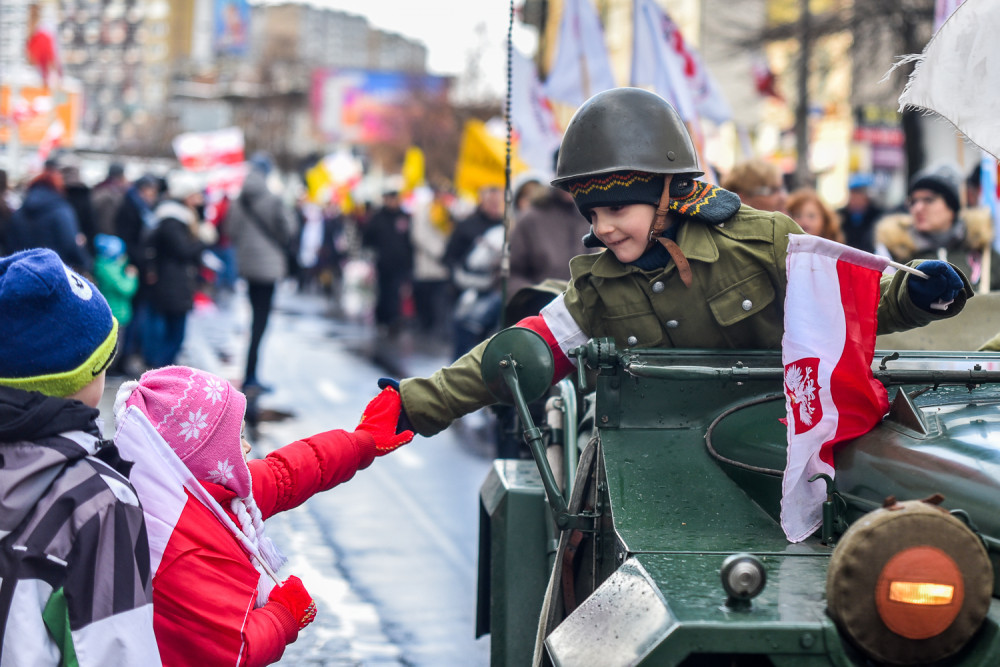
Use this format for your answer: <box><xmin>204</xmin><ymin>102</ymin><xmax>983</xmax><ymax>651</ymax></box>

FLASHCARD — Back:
<box><xmin>100</xmin><ymin>284</ymin><xmax>494</xmax><ymax>666</ymax></box>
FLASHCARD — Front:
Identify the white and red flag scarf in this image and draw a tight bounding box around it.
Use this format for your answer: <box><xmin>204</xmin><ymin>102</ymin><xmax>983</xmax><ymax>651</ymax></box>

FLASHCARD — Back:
<box><xmin>780</xmin><ymin>235</ymin><xmax>890</xmax><ymax>543</ymax></box>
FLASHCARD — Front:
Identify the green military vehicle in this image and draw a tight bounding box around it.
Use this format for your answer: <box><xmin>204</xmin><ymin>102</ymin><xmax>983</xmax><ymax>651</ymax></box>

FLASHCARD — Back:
<box><xmin>476</xmin><ymin>294</ymin><xmax>1000</xmax><ymax>666</ymax></box>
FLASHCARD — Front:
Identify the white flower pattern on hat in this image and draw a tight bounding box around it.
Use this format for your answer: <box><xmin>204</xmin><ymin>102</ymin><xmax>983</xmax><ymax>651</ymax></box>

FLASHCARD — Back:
<box><xmin>203</xmin><ymin>377</ymin><xmax>225</xmax><ymax>404</ymax></box>
<box><xmin>180</xmin><ymin>408</ymin><xmax>209</xmax><ymax>441</ymax></box>
<box><xmin>207</xmin><ymin>459</ymin><xmax>235</xmax><ymax>485</ymax></box>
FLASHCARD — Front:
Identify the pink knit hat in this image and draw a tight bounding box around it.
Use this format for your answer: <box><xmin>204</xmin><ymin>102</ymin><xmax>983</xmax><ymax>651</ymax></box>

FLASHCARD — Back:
<box><xmin>125</xmin><ymin>366</ymin><xmax>251</xmax><ymax>497</ymax></box>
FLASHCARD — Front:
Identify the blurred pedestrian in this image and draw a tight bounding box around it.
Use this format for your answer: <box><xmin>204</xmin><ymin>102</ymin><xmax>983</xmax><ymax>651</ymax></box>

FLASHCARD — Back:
<box><xmin>92</xmin><ymin>162</ymin><xmax>129</xmax><ymax>236</ymax></box>
<box><xmin>507</xmin><ymin>186</ymin><xmax>592</xmax><ymax>298</ymax></box>
<box><xmin>721</xmin><ymin>159</ymin><xmax>788</xmax><ymax>213</ymax></box>
<box><xmin>113</xmin><ymin>367</ymin><xmax>413</xmax><ymax>667</ymax></box>
<box><xmin>877</xmin><ymin>165</ymin><xmax>1000</xmax><ymax>292</ymax></box>
<box><xmin>7</xmin><ymin>168</ymin><xmax>90</xmax><ymax>273</ymax></box>
<box><xmin>0</xmin><ymin>170</ymin><xmax>13</xmax><ymax>254</ymax></box>
<box><xmin>787</xmin><ymin>188</ymin><xmax>843</xmax><ymax>243</ymax></box>
<box><xmin>410</xmin><ymin>187</ymin><xmax>453</xmax><ymax>338</ymax></box>
<box><xmin>837</xmin><ymin>173</ymin><xmax>883</xmax><ymax>253</ymax></box>
<box><xmin>92</xmin><ymin>233</ymin><xmax>139</xmax><ymax>375</ymax></box>
<box><xmin>142</xmin><ymin>170</ymin><xmax>216</xmax><ymax>368</ymax></box>
<box><xmin>0</xmin><ymin>249</ymin><xmax>159</xmax><ymax>666</ymax></box>
<box><xmin>512</xmin><ymin>173</ymin><xmax>546</xmax><ymax>218</ymax></box>
<box><xmin>361</xmin><ymin>188</ymin><xmax>414</xmax><ymax>337</ymax></box>
<box><xmin>226</xmin><ymin>152</ymin><xmax>298</xmax><ymax>393</ymax></box>
<box><xmin>61</xmin><ymin>163</ymin><xmax>98</xmax><ymax>256</ymax></box>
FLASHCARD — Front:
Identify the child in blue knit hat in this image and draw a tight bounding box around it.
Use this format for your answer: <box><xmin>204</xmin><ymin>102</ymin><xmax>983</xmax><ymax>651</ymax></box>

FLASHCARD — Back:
<box><xmin>0</xmin><ymin>248</ymin><xmax>160</xmax><ymax>665</ymax></box>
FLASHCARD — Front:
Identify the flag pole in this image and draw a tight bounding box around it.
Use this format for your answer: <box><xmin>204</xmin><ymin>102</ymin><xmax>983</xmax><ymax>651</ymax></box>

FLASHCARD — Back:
<box><xmin>887</xmin><ymin>260</ymin><xmax>928</xmax><ymax>279</ymax></box>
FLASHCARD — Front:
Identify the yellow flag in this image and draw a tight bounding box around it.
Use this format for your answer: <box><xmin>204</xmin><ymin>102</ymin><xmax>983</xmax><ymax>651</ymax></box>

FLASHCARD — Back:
<box><xmin>402</xmin><ymin>147</ymin><xmax>425</xmax><ymax>194</ymax></box>
<box><xmin>305</xmin><ymin>159</ymin><xmax>334</xmax><ymax>204</ymax></box>
<box><xmin>454</xmin><ymin>119</ymin><xmax>528</xmax><ymax>199</ymax></box>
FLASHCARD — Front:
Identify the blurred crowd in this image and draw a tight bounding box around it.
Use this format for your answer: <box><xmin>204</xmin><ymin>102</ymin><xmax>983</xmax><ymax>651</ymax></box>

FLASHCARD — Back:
<box><xmin>1</xmin><ymin>150</ymin><xmax>996</xmax><ymax>400</ymax></box>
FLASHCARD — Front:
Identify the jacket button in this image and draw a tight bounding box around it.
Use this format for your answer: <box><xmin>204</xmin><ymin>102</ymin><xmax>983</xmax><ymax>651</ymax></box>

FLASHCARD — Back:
<box><xmin>666</xmin><ymin>319</ymin><xmax>679</xmax><ymax>328</ymax></box>
<box><xmin>627</xmin><ymin>336</ymin><xmax>638</xmax><ymax>346</ymax></box>
<box><xmin>742</xmin><ymin>299</ymin><xmax>753</xmax><ymax>311</ymax></box>
<box><xmin>652</xmin><ymin>281</ymin><xmax>665</xmax><ymax>293</ymax></box>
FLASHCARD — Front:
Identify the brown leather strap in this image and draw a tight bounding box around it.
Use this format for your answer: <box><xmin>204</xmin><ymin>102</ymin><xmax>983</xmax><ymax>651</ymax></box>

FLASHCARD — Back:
<box><xmin>657</xmin><ymin>237</ymin><xmax>693</xmax><ymax>288</ymax></box>
<box><xmin>647</xmin><ymin>177</ymin><xmax>673</xmax><ymax>245</ymax></box>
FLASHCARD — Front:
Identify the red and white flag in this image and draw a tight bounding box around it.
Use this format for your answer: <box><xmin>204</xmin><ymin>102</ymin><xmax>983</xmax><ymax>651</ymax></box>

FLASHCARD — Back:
<box><xmin>780</xmin><ymin>235</ymin><xmax>890</xmax><ymax>543</ymax></box>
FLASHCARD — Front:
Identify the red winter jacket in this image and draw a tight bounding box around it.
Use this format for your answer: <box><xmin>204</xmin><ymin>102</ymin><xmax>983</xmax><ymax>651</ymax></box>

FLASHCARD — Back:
<box><xmin>153</xmin><ymin>428</ymin><xmax>377</xmax><ymax>666</ymax></box>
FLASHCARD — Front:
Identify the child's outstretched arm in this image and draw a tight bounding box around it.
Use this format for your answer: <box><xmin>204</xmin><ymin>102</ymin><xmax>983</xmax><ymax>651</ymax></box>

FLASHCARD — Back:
<box><xmin>240</xmin><ymin>576</ymin><xmax>316</xmax><ymax>667</ymax></box>
<box><xmin>249</xmin><ymin>387</ymin><xmax>414</xmax><ymax>518</ymax></box>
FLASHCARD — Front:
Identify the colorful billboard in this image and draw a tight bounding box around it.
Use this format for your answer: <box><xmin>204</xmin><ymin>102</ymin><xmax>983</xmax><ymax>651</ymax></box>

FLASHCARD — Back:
<box><xmin>311</xmin><ymin>69</ymin><xmax>449</xmax><ymax>145</ymax></box>
<box><xmin>0</xmin><ymin>85</ymin><xmax>80</xmax><ymax>147</ymax></box>
<box><xmin>214</xmin><ymin>0</ymin><xmax>251</xmax><ymax>56</ymax></box>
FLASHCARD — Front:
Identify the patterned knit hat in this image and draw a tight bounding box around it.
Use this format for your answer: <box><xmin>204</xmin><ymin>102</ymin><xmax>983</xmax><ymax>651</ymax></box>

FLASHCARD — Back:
<box><xmin>565</xmin><ymin>170</ymin><xmax>665</xmax><ymax>215</ymax></box>
<box><xmin>0</xmin><ymin>249</ymin><xmax>118</xmax><ymax>397</ymax></box>
<box><xmin>125</xmin><ymin>366</ymin><xmax>250</xmax><ymax>497</ymax></box>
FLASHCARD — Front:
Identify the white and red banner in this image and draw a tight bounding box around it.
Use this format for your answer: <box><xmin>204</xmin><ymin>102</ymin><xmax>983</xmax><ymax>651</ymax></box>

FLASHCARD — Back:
<box><xmin>543</xmin><ymin>0</ymin><xmax>616</xmax><ymax>107</ymax></box>
<box><xmin>896</xmin><ymin>0</ymin><xmax>1000</xmax><ymax>159</ymax></box>
<box><xmin>511</xmin><ymin>48</ymin><xmax>563</xmax><ymax>177</ymax></box>
<box><xmin>631</xmin><ymin>0</ymin><xmax>732</xmax><ymax>124</ymax></box>
<box><xmin>780</xmin><ymin>235</ymin><xmax>890</xmax><ymax>543</ymax></box>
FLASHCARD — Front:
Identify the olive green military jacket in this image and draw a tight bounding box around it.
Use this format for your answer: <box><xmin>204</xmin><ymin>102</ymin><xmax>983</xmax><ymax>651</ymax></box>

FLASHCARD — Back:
<box><xmin>401</xmin><ymin>206</ymin><xmax>972</xmax><ymax>436</ymax></box>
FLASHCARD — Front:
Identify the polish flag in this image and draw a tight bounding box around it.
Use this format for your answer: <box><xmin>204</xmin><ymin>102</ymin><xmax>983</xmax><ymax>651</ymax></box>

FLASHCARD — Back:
<box><xmin>780</xmin><ymin>235</ymin><xmax>890</xmax><ymax>543</ymax></box>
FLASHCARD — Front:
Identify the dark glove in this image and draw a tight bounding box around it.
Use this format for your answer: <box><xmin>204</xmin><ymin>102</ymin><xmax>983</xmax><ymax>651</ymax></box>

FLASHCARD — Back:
<box><xmin>377</xmin><ymin>377</ymin><xmax>414</xmax><ymax>433</ymax></box>
<box><xmin>268</xmin><ymin>576</ymin><xmax>317</xmax><ymax>630</ymax></box>
<box><xmin>907</xmin><ymin>261</ymin><xmax>964</xmax><ymax>312</ymax></box>
<box><xmin>358</xmin><ymin>385</ymin><xmax>415</xmax><ymax>455</ymax></box>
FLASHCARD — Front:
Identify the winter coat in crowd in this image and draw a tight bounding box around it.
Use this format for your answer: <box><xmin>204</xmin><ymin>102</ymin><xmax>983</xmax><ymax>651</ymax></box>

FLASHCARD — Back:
<box><xmin>92</xmin><ymin>178</ymin><xmax>128</xmax><ymax>237</ymax></box>
<box><xmin>225</xmin><ymin>170</ymin><xmax>298</xmax><ymax>283</ymax></box>
<box><xmin>146</xmin><ymin>200</ymin><xmax>206</xmax><ymax>316</ymax></box>
<box><xmin>115</xmin><ymin>183</ymin><xmax>158</xmax><ymax>271</ymax></box>
<box><xmin>7</xmin><ymin>178</ymin><xmax>89</xmax><ymax>271</ymax></box>
<box><xmin>442</xmin><ymin>206</ymin><xmax>502</xmax><ymax>272</ymax></box>
<box><xmin>876</xmin><ymin>207</ymin><xmax>1000</xmax><ymax>292</ymax></box>
<box><xmin>0</xmin><ymin>386</ymin><xmax>160</xmax><ymax>666</ymax></box>
<box><xmin>507</xmin><ymin>189</ymin><xmax>594</xmax><ymax>299</ymax></box>
<box><xmin>94</xmin><ymin>250</ymin><xmax>139</xmax><ymax>327</ymax></box>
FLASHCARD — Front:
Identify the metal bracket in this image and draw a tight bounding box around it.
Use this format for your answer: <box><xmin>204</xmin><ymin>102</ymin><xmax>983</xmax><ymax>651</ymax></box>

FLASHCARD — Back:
<box><xmin>809</xmin><ymin>473</ymin><xmax>848</xmax><ymax>545</ymax></box>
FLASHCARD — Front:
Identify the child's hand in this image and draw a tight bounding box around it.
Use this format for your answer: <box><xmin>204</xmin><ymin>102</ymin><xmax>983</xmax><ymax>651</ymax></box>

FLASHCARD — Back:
<box><xmin>356</xmin><ymin>385</ymin><xmax>415</xmax><ymax>455</ymax></box>
<box><xmin>125</xmin><ymin>264</ymin><xmax>138</xmax><ymax>278</ymax></box>
<box><xmin>268</xmin><ymin>576</ymin><xmax>317</xmax><ymax>630</ymax></box>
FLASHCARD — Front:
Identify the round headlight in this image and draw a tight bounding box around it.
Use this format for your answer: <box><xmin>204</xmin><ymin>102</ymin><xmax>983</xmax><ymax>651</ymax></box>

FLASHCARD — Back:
<box><xmin>827</xmin><ymin>499</ymin><xmax>992</xmax><ymax>665</ymax></box>
<box><xmin>721</xmin><ymin>553</ymin><xmax>766</xmax><ymax>607</ymax></box>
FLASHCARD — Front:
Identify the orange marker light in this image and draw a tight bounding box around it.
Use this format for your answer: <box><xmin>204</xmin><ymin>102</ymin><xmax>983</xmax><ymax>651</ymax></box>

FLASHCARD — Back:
<box><xmin>876</xmin><ymin>546</ymin><xmax>964</xmax><ymax>640</ymax></box>
<box><xmin>888</xmin><ymin>582</ymin><xmax>955</xmax><ymax>606</ymax></box>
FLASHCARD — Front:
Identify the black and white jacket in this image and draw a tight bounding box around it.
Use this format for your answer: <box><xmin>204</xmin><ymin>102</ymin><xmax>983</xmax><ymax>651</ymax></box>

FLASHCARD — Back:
<box><xmin>0</xmin><ymin>387</ymin><xmax>160</xmax><ymax>666</ymax></box>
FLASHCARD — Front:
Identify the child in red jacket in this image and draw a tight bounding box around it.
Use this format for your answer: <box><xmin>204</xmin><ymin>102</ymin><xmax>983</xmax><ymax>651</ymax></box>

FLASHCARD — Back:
<box><xmin>112</xmin><ymin>365</ymin><xmax>413</xmax><ymax>666</ymax></box>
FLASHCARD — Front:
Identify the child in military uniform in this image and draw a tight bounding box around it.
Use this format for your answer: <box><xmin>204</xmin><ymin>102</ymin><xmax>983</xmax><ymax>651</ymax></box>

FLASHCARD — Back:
<box><xmin>385</xmin><ymin>87</ymin><xmax>970</xmax><ymax>438</ymax></box>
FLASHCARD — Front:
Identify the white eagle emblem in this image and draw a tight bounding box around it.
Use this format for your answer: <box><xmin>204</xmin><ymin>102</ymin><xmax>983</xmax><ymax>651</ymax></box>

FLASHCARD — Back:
<box><xmin>784</xmin><ymin>358</ymin><xmax>822</xmax><ymax>434</ymax></box>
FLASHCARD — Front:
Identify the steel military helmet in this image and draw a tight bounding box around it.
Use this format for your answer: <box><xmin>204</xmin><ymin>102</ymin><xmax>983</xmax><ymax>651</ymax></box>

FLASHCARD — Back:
<box><xmin>552</xmin><ymin>87</ymin><xmax>703</xmax><ymax>189</ymax></box>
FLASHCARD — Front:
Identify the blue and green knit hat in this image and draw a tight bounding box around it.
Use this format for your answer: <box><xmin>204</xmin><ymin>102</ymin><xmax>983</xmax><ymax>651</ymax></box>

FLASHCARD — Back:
<box><xmin>0</xmin><ymin>249</ymin><xmax>118</xmax><ymax>397</ymax></box>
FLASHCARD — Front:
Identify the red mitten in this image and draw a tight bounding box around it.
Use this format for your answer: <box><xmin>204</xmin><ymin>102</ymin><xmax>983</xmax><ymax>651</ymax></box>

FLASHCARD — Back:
<box><xmin>356</xmin><ymin>387</ymin><xmax>415</xmax><ymax>455</ymax></box>
<box><xmin>268</xmin><ymin>576</ymin><xmax>317</xmax><ymax>630</ymax></box>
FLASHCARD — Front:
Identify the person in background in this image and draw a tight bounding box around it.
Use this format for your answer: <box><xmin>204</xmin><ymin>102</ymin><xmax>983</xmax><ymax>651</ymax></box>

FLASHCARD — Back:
<box><xmin>113</xmin><ymin>366</ymin><xmax>413</xmax><ymax>666</ymax></box>
<box><xmin>225</xmin><ymin>152</ymin><xmax>298</xmax><ymax>393</ymax></box>
<box><xmin>361</xmin><ymin>188</ymin><xmax>414</xmax><ymax>338</ymax></box>
<box><xmin>142</xmin><ymin>170</ymin><xmax>216</xmax><ymax>368</ymax></box>
<box><xmin>0</xmin><ymin>249</ymin><xmax>159</xmax><ymax>666</ymax></box>
<box><xmin>512</xmin><ymin>174</ymin><xmax>546</xmax><ymax>218</ymax></box>
<box><xmin>0</xmin><ymin>170</ymin><xmax>13</xmax><ymax>255</ymax></box>
<box><xmin>410</xmin><ymin>186</ymin><xmax>454</xmax><ymax>340</ymax></box>
<box><xmin>786</xmin><ymin>188</ymin><xmax>843</xmax><ymax>243</ymax></box>
<box><xmin>837</xmin><ymin>173</ymin><xmax>883</xmax><ymax>253</ymax></box>
<box><xmin>61</xmin><ymin>163</ymin><xmax>98</xmax><ymax>256</ymax></box>
<box><xmin>7</xmin><ymin>167</ymin><xmax>90</xmax><ymax>273</ymax></box>
<box><xmin>442</xmin><ymin>184</ymin><xmax>504</xmax><ymax>277</ymax></box>
<box><xmin>92</xmin><ymin>162</ymin><xmax>129</xmax><ymax>236</ymax></box>
<box><xmin>877</xmin><ymin>165</ymin><xmax>1000</xmax><ymax>292</ymax></box>
<box><xmin>721</xmin><ymin>158</ymin><xmax>788</xmax><ymax>214</ymax></box>
<box><xmin>507</xmin><ymin>186</ymin><xmax>593</xmax><ymax>298</ymax></box>
<box><xmin>92</xmin><ymin>233</ymin><xmax>139</xmax><ymax>375</ymax></box>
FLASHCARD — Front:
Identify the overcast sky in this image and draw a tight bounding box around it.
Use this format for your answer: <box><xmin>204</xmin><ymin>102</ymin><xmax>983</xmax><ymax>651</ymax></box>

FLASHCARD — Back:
<box><xmin>256</xmin><ymin>0</ymin><xmax>538</xmax><ymax>98</ymax></box>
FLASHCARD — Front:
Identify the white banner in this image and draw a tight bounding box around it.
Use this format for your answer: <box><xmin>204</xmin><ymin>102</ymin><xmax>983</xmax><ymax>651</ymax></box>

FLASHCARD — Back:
<box><xmin>543</xmin><ymin>0</ymin><xmax>616</xmax><ymax>107</ymax></box>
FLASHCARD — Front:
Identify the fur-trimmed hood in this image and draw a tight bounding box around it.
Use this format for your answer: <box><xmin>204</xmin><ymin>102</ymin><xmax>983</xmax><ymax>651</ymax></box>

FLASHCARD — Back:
<box><xmin>876</xmin><ymin>206</ymin><xmax>994</xmax><ymax>262</ymax></box>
